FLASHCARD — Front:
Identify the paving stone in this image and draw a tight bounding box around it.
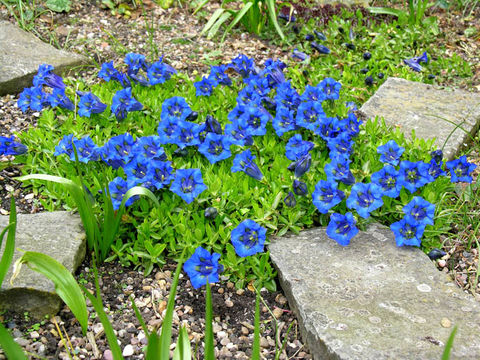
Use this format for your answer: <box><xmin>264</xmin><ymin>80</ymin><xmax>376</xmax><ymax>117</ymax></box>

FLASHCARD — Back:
<box><xmin>0</xmin><ymin>211</ymin><xmax>86</xmax><ymax>319</ymax></box>
<box><xmin>360</xmin><ymin>77</ymin><xmax>480</xmax><ymax>160</ymax></box>
<box><xmin>0</xmin><ymin>21</ymin><xmax>87</xmax><ymax>95</ymax></box>
<box><xmin>269</xmin><ymin>224</ymin><xmax>480</xmax><ymax>360</ymax></box>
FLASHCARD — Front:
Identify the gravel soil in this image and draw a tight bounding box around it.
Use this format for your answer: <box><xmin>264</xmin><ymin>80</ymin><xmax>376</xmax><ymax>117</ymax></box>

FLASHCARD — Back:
<box><xmin>0</xmin><ymin>0</ymin><xmax>480</xmax><ymax>359</ymax></box>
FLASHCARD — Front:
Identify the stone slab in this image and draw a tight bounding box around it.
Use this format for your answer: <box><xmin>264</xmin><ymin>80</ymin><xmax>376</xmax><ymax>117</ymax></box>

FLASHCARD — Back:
<box><xmin>360</xmin><ymin>77</ymin><xmax>480</xmax><ymax>160</ymax></box>
<box><xmin>269</xmin><ymin>224</ymin><xmax>480</xmax><ymax>360</ymax></box>
<box><xmin>0</xmin><ymin>211</ymin><xmax>86</xmax><ymax>318</ymax></box>
<box><xmin>0</xmin><ymin>21</ymin><xmax>87</xmax><ymax>95</ymax></box>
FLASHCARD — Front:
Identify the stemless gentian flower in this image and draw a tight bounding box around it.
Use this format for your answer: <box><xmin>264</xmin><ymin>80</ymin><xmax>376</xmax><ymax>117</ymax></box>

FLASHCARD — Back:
<box><xmin>284</xmin><ymin>191</ymin><xmax>296</xmax><ymax>207</ymax></box>
<box><xmin>124</xmin><ymin>155</ymin><xmax>151</xmax><ymax>186</ymax></box>
<box><xmin>292</xmin><ymin>48</ymin><xmax>309</xmax><ymax>61</ymax></box>
<box><xmin>377</xmin><ymin>140</ymin><xmax>405</xmax><ymax>166</ymax></box>
<box><xmin>231</xmin><ymin>219</ymin><xmax>267</xmax><ymax>257</ymax></box>
<box><xmin>78</xmin><ymin>92</ymin><xmax>107</xmax><ymax>117</ymax></box>
<box><xmin>198</xmin><ymin>133</ymin><xmax>233</xmax><ymax>164</ymax></box>
<box><xmin>294</xmin><ymin>153</ymin><xmax>312</xmax><ymax>178</ymax></box>
<box><xmin>98</xmin><ymin>61</ymin><xmax>122</xmax><ymax>82</ymax></box>
<box><xmin>403</xmin><ymin>197</ymin><xmax>435</xmax><ymax>226</ymax></box>
<box><xmin>403</xmin><ymin>58</ymin><xmax>422</xmax><ymax>72</ymax></box>
<box><xmin>293</xmin><ymin>179</ymin><xmax>308</xmax><ymax>196</ymax></box>
<box><xmin>310</xmin><ymin>42</ymin><xmax>331</xmax><ymax>54</ymax></box>
<box><xmin>17</xmin><ymin>86</ymin><xmax>46</xmax><ymax>112</ymax></box>
<box><xmin>285</xmin><ymin>134</ymin><xmax>314</xmax><ymax>162</ymax></box>
<box><xmin>230</xmin><ymin>54</ymin><xmax>255</xmax><ymax>78</ymax></box>
<box><xmin>296</xmin><ymin>101</ymin><xmax>326</xmax><ymax>132</ymax></box>
<box><xmin>132</xmin><ymin>135</ymin><xmax>166</xmax><ymax>160</ymax></box>
<box><xmin>170</xmin><ymin>168</ymin><xmax>207</xmax><ymax>204</ymax></box>
<box><xmin>345</xmin><ymin>112</ymin><xmax>362</xmax><ymax>138</ymax></box>
<box><xmin>431</xmin><ymin>149</ymin><xmax>443</xmax><ymax>163</ymax></box>
<box><xmin>312</xmin><ymin>180</ymin><xmax>345</xmax><ymax>214</ymax></box>
<box><xmin>446</xmin><ymin>155</ymin><xmax>477</xmax><ymax>183</ymax></box>
<box><xmin>426</xmin><ymin>159</ymin><xmax>446</xmax><ymax>181</ymax></box>
<box><xmin>161</xmin><ymin>96</ymin><xmax>192</xmax><ymax>122</ymax></box>
<box><xmin>326</xmin><ymin>212</ymin><xmax>359</xmax><ymax>246</ymax></box>
<box><xmin>231</xmin><ymin>149</ymin><xmax>263</xmax><ymax>181</ymax></box>
<box><xmin>173</xmin><ymin>121</ymin><xmax>204</xmax><ymax>149</ymax></box>
<box><xmin>194</xmin><ymin>76</ymin><xmax>214</xmax><ymax>96</ymax></box>
<box><xmin>346</xmin><ymin>182</ymin><xmax>383</xmax><ymax>219</ymax></box>
<box><xmin>241</xmin><ymin>106</ymin><xmax>271</xmax><ymax>137</ymax></box>
<box><xmin>183</xmin><ymin>247</ymin><xmax>222</xmax><ymax>289</ymax></box>
<box><xmin>33</xmin><ymin>64</ymin><xmax>66</xmax><ymax>90</ymax></box>
<box><xmin>100</xmin><ymin>133</ymin><xmax>136</xmax><ymax>169</ymax></box>
<box><xmin>205</xmin><ymin>115</ymin><xmax>223</xmax><ymax>134</ymax></box>
<box><xmin>327</xmin><ymin>132</ymin><xmax>353</xmax><ymax>158</ymax></box>
<box><xmin>54</xmin><ymin>134</ymin><xmax>76</xmax><ymax>156</ymax></box>
<box><xmin>324</xmin><ymin>156</ymin><xmax>355</xmax><ymax>185</ymax></box>
<box><xmin>274</xmin><ymin>81</ymin><xmax>301</xmax><ymax>110</ymax></box>
<box><xmin>208</xmin><ymin>64</ymin><xmax>232</xmax><ymax>87</ymax></box>
<box><xmin>316</xmin><ymin>116</ymin><xmax>342</xmax><ymax>140</ymax></box>
<box><xmin>300</xmin><ymin>85</ymin><xmax>326</xmax><ymax>103</ymax></box>
<box><xmin>204</xmin><ymin>207</ymin><xmax>218</xmax><ymax>219</ymax></box>
<box><xmin>225</xmin><ymin>119</ymin><xmax>252</xmax><ymax>147</ymax></box>
<box><xmin>390</xmin><ymin>218</ymin><xmax>425</xmax><ymax>247</ymax></box>
<box><xmin>148</xmin><ymin>160</ymin><xmax>175</xmax><ymax>190</ymax></box>
<box><xmin>319</xmin><ymin>78</ymin><xmax>341</xmax><ymax>100</ymax></box>
<box><xmin>147</xmin><ymin>57</ymin><xmax>177</xmax><ymax>85</ymax></box>
<box><xmin>124</xmin><ymin>53</ymin><xmax>146</xmax><ymax>75</ymax></box>
<box><xmin>157</xmin><ymin>117</ymin><xmax>181</xmax><ymax>144</ymax></box>
<box><xmin>48</xmin><ymin>88</ymin><xmax>74</xmax><ymax>111</ymax></box>
<box><xmin>371</xmin><ymin>165</ymin><xmax>402</xmax><ymax>198</ymax></box>
<box><xmin>398</xmin><ymin>161</ymin><xmax>430</xmax><ymax>193</ymax></box>
<box><xmin>111</xmin><ymin>87</ymin><xmax>143</xmax><ymax>120</ymax></box>
<box><xmin>314</xmin><ymin>30</ymin><xmax>327</xmax><ymax>40</ymax></box>
<box><xmin>273</xmin><ymin>106</ymin><xmax>296</xmax><ymax>137</ymax></box>
<box><xmin>70</xmin><ymin>136</ymin><xmax>101</xmax><ymax>163</ymax></box>
<box><xmin>237</xmin><ymin>87</ymin><xmax>263</xmax><ymax>106</ymax></box>
<box><xmin>0</xmin><ymin>136</ymin><xmax>27</xmax><ymax>156</ymax></box>
<box><xmin>108</xmin><ymin>177</ymin><xmax>136</xmax><ymax>210</ymax></box>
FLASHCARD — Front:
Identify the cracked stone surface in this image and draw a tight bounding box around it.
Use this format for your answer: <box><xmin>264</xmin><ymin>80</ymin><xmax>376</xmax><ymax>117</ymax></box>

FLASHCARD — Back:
<box><xmin>0</xmin><ymin>20</ymin><xmax>87</xmax><ymax>95</ymax></box>
<box><xmin>0</xmin><ymin>211</ymin><xmax>86</xmax><ymax>319</ymax></box>
<box><xmin>269</xmin><ymin>224</ymin><xmax>480</xmax><ymax>360</ymax></box>
<box><xmin>360</xmin><ymin>77</ymin><xmax>480</xmax><ymax>160</ymax></box>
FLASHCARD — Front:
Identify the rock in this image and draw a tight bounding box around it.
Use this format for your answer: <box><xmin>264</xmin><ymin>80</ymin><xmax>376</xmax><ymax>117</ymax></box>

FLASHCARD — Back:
<box><xmin>441</xmin><ymin>318</ymin><xmax>452</xmax><ymax>328</ymax></box>
<box><xmin>0</xmin><ymin>21</ymin><xmax>88</xmax><ymax>95</ymax></box>
<box><xmin>0</xmin><ymin>212</ymin><xmax>86</xmax><ymax>319</ymax></box>
<box><xmin>122</xmin><ymin>344</ymin><xmax>134</xmax><ymax>357</ymax></box>
<box><xmin>360</xmin><ymin>77</ymin><xmax>480</xmax><ymax>160</ymax></box>
<box><xmin>103</xmin><ymin>349</ymin><xmax>113</xmax><ymax>360</ymax></box>
<box><xmin>273</xmin><ymin>308</ymin><xmax>283</xmax><ymax>319</ymax></box>
<box><xmin>269</xmin><ymin>224</ymin><xmax>480</xmax><ymax>359</ymax></box>
<box><xmin>260</xmin><ymin>337</ymin><xmax>269</xmax><ymax>348</ymax></box>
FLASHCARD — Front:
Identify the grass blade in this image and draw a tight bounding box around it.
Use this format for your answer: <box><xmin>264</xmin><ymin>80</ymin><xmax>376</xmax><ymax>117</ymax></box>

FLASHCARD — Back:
<box><xmin>82</xmin><ymin>287</ymin><xmax>124</xmax><ymax>360</ymax></box>
<box><xmin>367</xmin><ymin>6</ymin><xmax>407</xmax><ymax>18</ymax></box>
<box><xmin>251</xmin><ymin>291</ymin><xmax>261</xmax><ymax>360</ymax></box>
<box><xmin>441</xmin><ymin>325</ymin><xmax>458</xmax><ymax>360</ymax></box>
<box><xmin>0</xmin><ymin>197</ymin><xmax>16</xmax><ymax>287</ymax></box>
<box><xmin>0</xmin><ymin>322</ymin><xmax>28</xmax><ymax>360</ymax></box>
<box><xmin>11</xmin><ymin>251</ymin><xmax>89</xmax><ymax>335</ymax></box>
<box><xmin>204</xmin><ymin>279</ymin><xmax>214</xmax><ymax>360</ymax></box>
<box><xmin>173</xmin><ymin>325</ymin><xmax>192</xmax><ymax>360</ymax></box>
<box><xmin>221</xmin><ymin>2</ymin><xmax>253</xmax><ymax>43</ymax></box>
<box><xmin>145</xmin><ymin>331</ymin><xmax>161</xmax><ymax>360</ymax></box>
<box><xmin>265</xmin><ymin>0</ymin><xmax>285</xmax><ymax>41</ymax></box>
<box><xmin>159</xmin><ymin>258</ymin><xmax>184</xmax><ymax>360</ymax></box>
<box><xmin>130</xmin><ymin>295</ymin><xmax>150</xmax><ymax>338</ymax></box>
<box><xmin>200</xmin><ymin>8</ymin><xmax>225</xmax><ymax>36</ymax></box>
<box><xmin>207</xmin><ymin>12</ymin><xmax>232</xmax><ymax>39</ymax></box>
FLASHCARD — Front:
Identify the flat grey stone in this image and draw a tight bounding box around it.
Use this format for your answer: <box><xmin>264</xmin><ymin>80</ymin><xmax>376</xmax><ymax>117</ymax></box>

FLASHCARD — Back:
<box><xmin>269</xmin><ymin>224</ymin><xmax>480</xmax><ymax>360</ymax></box>
<box><xmin>0</xmin><ymin>21</ymin><xmax>87</xmax><ymax>95</ymax></box>
<box><xmin>0</xmin><ymin>212</ymin><xmax>86</xmax><ymax>319</ymax></box>
<box><xmin>360</xmin><ymin>77</ymin><xmax>480</xmax><ymax>160</ymax></box>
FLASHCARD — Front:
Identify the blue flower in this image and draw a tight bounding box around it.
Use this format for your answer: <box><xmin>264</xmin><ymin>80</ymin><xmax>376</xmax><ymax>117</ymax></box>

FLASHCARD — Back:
<box><xmin>274</xmin><ymin>81</ymin><xmax>301</xmax><ymax>110</ymax></box>
<box><xmin>310</xmin><ymin>42</ymin><xmax>331</xmax><ymax>54</ymax></box>
<box><xmin>194</xmin><ymin>76</ymin><xmax>214</xmax><ymax>96</ymax></box>
<box><xmin>78</xmin><ymin>92</ymin><xmax>107</xmax><ymax>117</ymax></box>
<box><xmin>403</xmin><ymin>58</ymin><xmax>422</xmax><ymax>72</ymax></box>
<box><xmin>430</xmin><ymin>150</ymin><xmax>443</xmax><ymax>163</ymax></box>
<box><xmin>33</xmin><ymin>64</ymin><xmax>66</xmax><ymax>90</ymax></box>
<box><xmin>415</xmin><ymin>51</ymin><xmax>428</xmax><ymax>64</ymax></box>
<box><xmin>17</xmin><ymin>86</ymin><xmax>46</xmax><ymax>112</ymax></box>
<box><xmin>324</xmin><ymin>156</ymin><xmax>355</xmax><ymax>185</ymax></box>
<box><xmin>170</xmin><ymin>168</ymin><xmax>207</xmax><ymax>204</ymax></box>
<box><xmin>132</xmin><ymin>136</ymin><xmax>166</xmax><ymax>160</ymax></box>
<box><xmin>346</xmin><ymin>182</ymin><xmax>383</xmax><ymax>219</ymax></box>
<box><xmin>231</xmin><ymin>149</ymin><xmax>263</xmax><ymax>181</ymax></box>
<box><xmin>198</xmin><ymin>133</ymin><xmax>233</xmax><ymax>164</ymax></box>
<box><xmin>244</xmin><ymin>76</ymin><xmax>271</xmax><ymax>97</ymax></box>
<box><xmin>318</xmin><ymin>78</ymin><xmax>341</xmax><ymax>100</ymax></box>
<box><xmin>446</xmin><ymin>155</ymin><xmax>477</xmax><ymax>183</ymax></box>
<box><xmin>225</xmin><ymin>118</ymin><xmax>252</xmax><ymax>147</ymax></box>
<box><xmin>327</xmin><ymin>132</ymin><xmax>352</xmax><ymax>158</ymax></box>
<box><xmin>285</xmin><ymin>134</ymin><xmax>314</xmax><ymax>161</ymax></box>
<box><xmin>397</xmin><ymin>161</ymin><xmax>430</xmax><ymax>193</ymax></box>
<box><xmin>377</xmin><ymin>140</ymin><xmax>405</xmax><ymax>166</ymax></box>
<box><xmin>173</xmin><ymin>121</ymin><xmax>204</xmax><ymax>149</ymax></box>
<box><xmin>147</xmin><ymin>58</ymin><xmax>177</xmax><ymax>85</ymax></box>
<box><xmin>371</xmin><ymin>165</ymin><xmax>402</xmax><ymax>198</ymax></box>
<box><xmin>124</xmin><ymin>53</ymin><xmax>146</xmax><ymax>75</ymax></box>
<box><xmin>230</xmin><ymin>54</ymin><xmax>255</xmax><ymax>78</ymax></box>
<box><xmin>236</xmin><ymin>87</ymin><xmax>263</xmax><ymax>106</ymax></box>
<box><xmin>326</xmin><ymin>212</ymin><xmax>359</xmax><ymax>246</ymax></box>
<box><xmin>100</xmin><ymin>133</ymin><xmax>136</xmax><ymax>169</ymax></box>
<box><xmin>48</xmin><ymin>88</ymin><xmax>74</xmax><ymax>111</ymax></box>
<box><xmin>293</xmin><ymin>179</ymin><xmax>308</xmax><ymax>196</ymax></box>
<box><xmin>98</xmin><ymin>61</ymin><xmax>122</xmax><ymax>82</ymax></box>
<box><xmin>390</xmin><ymin>218</ymin><xmax>425</xmax><ymax>247</ymax></box>
<box><xmin>300</xmin><ymin>85</ymin><xmax>326</xmax><ymax>103</ymax></box>
<box><xmin>205</xmin><ymin>115</ymin><xmax>223</xmax><ymax>134</ymax></box>
<box><xmin>403</xmin><ymin>196</ymin><xmax>435</xmax><ymax>226</ymax></box>
<box><xmin>241</xmin><ymin>105</ymin><xmax>271</xmax><ymax>136</ymax></box>
<box><xmin>345</xmin><ymin>101</ymin><xmax>358</xmax><ymax>113</ymax></box>
<box><xmin>292</xmin><ymin>48</ymin><xmax>309</xmax><ymax>61</ymax></box>
<box><xmin>183</xmin><ymin>247</ymin><xmax>222</xmax><ymax>289</ymax></box>
<box><xmin>315</xmin><ymin>116</ymin><xmax>341</xmax><ymax>140</ymax></box>
<box><xmin>161</xmin><ymin>96</ymin><xmax>192</xmax><ymax>122</ymax></box>
<box><xmin>69</xmin><ymin>136</ymin><xmax>101</xmax><ymax>163</ymax></box>
<box><xmin>208</xmin><ymin>65</ymin><xmax>232</xmax><ymax>87</ymax></box>
<box><xmin>148</xmin><ymin>160</ymin><xmax>175</xmax><ymax>190</ymax></box>
<box><xmin>0</xmin><ymin>136</ymin><xmax>28</xmax><ymax>156</ymax></box>
<box><xmin>345</xmin><ymin>113</ymin><xmax>362</xmax><ymax>137</ymax></box>
<box><xmin>295</xmin><ymin>101</ymin><xmax>326</xmax><ymax>132</ymax></box>
<box><xmin>111</xmin><ymin>87</ymin><xmax>143</xmax><ymax>120</ymax></box>
<box><xmin>108</xmin><ymin>177</ymin><xmax>137</xmax><ymax>210</ymax></box>
<box><xmin>284</xmin><ymin>191</ymin><xmax>296</xmax><ymax>207</ymax></box>
<box><xmin>293</xmin><ymin>153</ymin><xmax>312</xmax><ymax>178</ymax></box>
<box><xmin>124</xmin><ymin>155</ymin><xmax>151</xmax><ymax>186</ymax></box>
<box><xmin>54</xmin><ymin>134</ymin><xmax>76</xmax><ymax>156</ymax></box>
<box><xmin>312</xmin><ymin>180</ymin><xmax>345</xmax><ymax>214</ymax></box>
<box><xmin>273</xmin><ymin>106</ymin><xmax>296</xmax><ymax>137</ymax></box>
<box><xmin>231</xmin><ymin>219</ymin><xmax>267</xmax><ymax>257</ymax></box>
<box><xmin>157</xmin><ymin>117</ymin><xmax>180</xmax><ymax>144</ymax></box>
<box><xmin>426</xmin><ymin>159</ymin><xmax>446</xmax><ymax>181</ymax></box>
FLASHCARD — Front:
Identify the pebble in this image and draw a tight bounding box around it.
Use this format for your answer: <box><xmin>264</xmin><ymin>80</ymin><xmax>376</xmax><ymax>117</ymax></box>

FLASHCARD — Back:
<box><xmin>260</xmin><ymin>337</ymin><xmax>269</xmax><ymax>348</ymax></box>
<box><xmin>103</xmin><ymin>349</ymin><xmax>113</xmax><ymax>360</ymax></box>
<box><xmin>30</xmin><ymin>330</ymin><xmax>40</xmax><ymax>339</ymax></box>
<box><xmin>15</xmin><ymin>337</ymin><xmax>29</xmax><ymax>347</ymax></box>
<box><xmin>275</xmin><ymin>294</ymin><xmax>288</xmax><ymax>305</ymax></box>
<box><xmin>273</xmin><ymin>308</ymin><xmax>284</xmax><ymax>319</ymax></box>
<box><xmin>441</xmin><ymin>318</ymin><xmax>452</xmax><ymax>328</ymax></box>
<box><xmin>241</xmin><ymin>326</ymin><xmax>249</xmax><ymax>335</ymax></box>
<box><xmin>122</xmin><ymin>344</ymin><xmax>134</xmax><ymax>357</ymax></box>
<box><xmin>225</xmin><ymin>299</ymin><xmax>234</xmax><ymax>307</ymax></box>
<box><xmin>438</xmin><ymin>259</ymin><xmax>447</xmax><ymax>267</ymax></box>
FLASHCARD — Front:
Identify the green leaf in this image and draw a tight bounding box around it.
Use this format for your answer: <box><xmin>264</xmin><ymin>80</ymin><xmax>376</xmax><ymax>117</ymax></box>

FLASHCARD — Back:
<box><xmin>0</xmin><ymin>322</ymin><xmax>28</xmax><ymax>359</ymax></box>
<box><xmin>221</xmin><ymin>2</ymin><xmax>254</xmax><ymax>43</ymax></box>
<box><xmin>201</xmin><ymin>8</ymin><xmax>225</xmax><ymax>36</ymax></box>
<box><xmin>46</xmin><ymin>0</ymin><xmax>71</xmax><ymax>12</ymax></box>
<box><xmin>251</xmin><ymin>291</ymin><xmax>261</xmax><ymax>360</ymax></box>
<box><xmin>12</xmin><ymin>251</ymin><xmax>88</xmax><ymax>335</ymax></box>
<box><xmin>442</xmin><ymin>326</ymin><xmax>457</xmax><ymax>360</ymax></box>
<box><xmin>265</xmin><ymin>0</ymin><xmax>285</xmax><ymax>41</ymax></box>
<box><xmin>173</xmin><ymin>325</ymin><xmax>192</xmax><ymax>360</ymax></box>
<box><xmin>0</xmin><ymin>197</ymin><xmax>16</xmax><ymax>287</ymax></box>
<box><xmin>204</xmin><ymin>280</ymin><xmax>215</xmax><ymax>360</ymax></box>
<box><xmin>207</xmin><ymin>12</ymin><xmax>232</xmax><ymax>40</ymax></box>
<box><xmin>367</xmin><ymin>6</ymin><xmax>407</xmax><ymax>18</ymax></box>
<box><xmin>145</xmin><ymin>331</ymin><xmax>161</xmax><ymax>360</ymax></box>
